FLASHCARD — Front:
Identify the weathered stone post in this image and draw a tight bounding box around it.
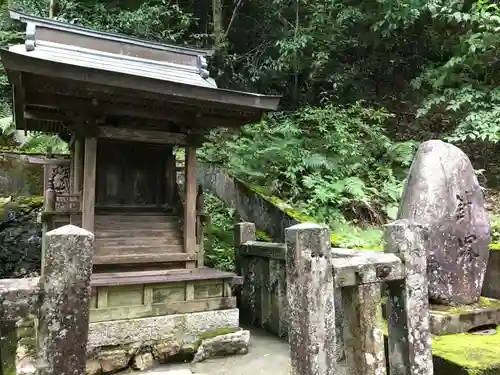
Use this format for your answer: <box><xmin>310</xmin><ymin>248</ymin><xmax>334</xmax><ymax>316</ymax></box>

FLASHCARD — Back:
<box><xmin>341</xmin><ymin>283</ymin><xmax>386</xmax><ymax>375</ymax></box>
<box><xmin>384</xmin><ymin>219</ymin><xmax>433</xmax><ymax>375</ymax></box>
<box><xmin>286</xmin><ymin>223</ymin><xmax>336</xmax><ymax>375</ymax></box>
<box><xmin>234</xmin><ymin>222</ymin><xmax>256</xmax><ymax>276</ymax></box>
<box><xmin>36</xmin><ymin>224</ymin><xmax>95</xmax><ymax>375</ymax></box>
<box><xmin>234</xmin><ymin>222</ymin><xmax>256</xmax><ymax>324</ymax></box>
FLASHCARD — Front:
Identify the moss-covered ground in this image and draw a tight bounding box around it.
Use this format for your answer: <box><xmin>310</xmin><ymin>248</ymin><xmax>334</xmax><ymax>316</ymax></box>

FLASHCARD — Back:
<box><xmin>432</xmin><ymin>327</ymin><xmax>500</xmax><ymax>374</ymax></box>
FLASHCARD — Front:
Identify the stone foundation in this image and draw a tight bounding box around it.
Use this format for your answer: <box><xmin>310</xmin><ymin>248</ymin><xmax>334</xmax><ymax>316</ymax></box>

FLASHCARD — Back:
<box><xmin>17</xmin><ymin>309</ymin><xmax>246</xmax><ymax>374</ymax></box>
<box><xmin>430</xmin><ymin>298</ymin><xmax>500</xmax><ymax>335</ymax></box>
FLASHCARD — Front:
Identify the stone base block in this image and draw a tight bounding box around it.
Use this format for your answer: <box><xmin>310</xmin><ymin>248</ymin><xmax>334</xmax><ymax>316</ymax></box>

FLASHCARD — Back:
<box><xmin>17</xmin><ymin>309</ymin><xmax>242</xmax><ymax>375</ymax></box>
<box><xmin>430</xmin><ymin>297</ymin><xmax>500</xmax><ymax>335</ymax></box>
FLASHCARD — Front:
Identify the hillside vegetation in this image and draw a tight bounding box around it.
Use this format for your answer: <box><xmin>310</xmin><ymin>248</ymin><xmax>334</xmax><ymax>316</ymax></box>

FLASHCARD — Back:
<box><xmin>2</xmin><ymin>0</ymin><xmax>500</xmax><ymax>269</ymax></box>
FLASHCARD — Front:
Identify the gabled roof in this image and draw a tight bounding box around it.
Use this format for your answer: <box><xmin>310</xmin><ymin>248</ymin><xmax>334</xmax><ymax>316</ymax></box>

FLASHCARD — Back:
<box><xmin>8</xmin><ymin>10</ymin><xmax>219</xmax><ymax>89</ymax></box>
<box><xmin>0</xmin><ymin>11</ymin><xmax>280</xmax><ymax>136</ymax></box>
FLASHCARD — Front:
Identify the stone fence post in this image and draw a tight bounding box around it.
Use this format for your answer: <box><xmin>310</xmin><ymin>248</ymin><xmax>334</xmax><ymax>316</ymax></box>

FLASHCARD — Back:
<box><xmin>285</xmin><ymin>220</ymin><xmax>433</xmax><ymax>375</ymax></box>
<box><xmin>0</xmin><ymin>224</ymin><xmax>94</xmax><ymax>375</ymax></box>
<box><xmin>36</xmin><ymin>224</ymin><xmax>95</xmax><ymax>375</ymax></box>
<box><xmin>384</xmin><ymin>219</ymin><xmax>433</xmax><ymax>375</ymax></box>
<box><xmin>286</xmin><ymin>223</ymin><xmax>336</xmax><ymax>375</ymax></box>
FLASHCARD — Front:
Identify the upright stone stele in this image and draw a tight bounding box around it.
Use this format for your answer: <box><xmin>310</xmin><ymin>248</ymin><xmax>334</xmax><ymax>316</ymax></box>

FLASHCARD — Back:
<box><xmin>398</xmin><ymin>140</ymin><xmax>491</xmax><ymax>305</ymax></box>
<box><xmin>36</xmin><ymin>224</ymin><xmax>95</xmax><ymax>375</ymax></box>
<box><xmin>385</xmin><ymin>219</ymin><xmax>433</xmax><ymax>375</ymax></box>
<box><xmin>286</xmin><ymin>223</ymin><xmax>336</xmax><ymax>375</ymax></box>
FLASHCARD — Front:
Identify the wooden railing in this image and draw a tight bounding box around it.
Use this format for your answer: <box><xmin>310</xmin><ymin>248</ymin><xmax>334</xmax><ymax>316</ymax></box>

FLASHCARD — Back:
<box><xmin>235</xmin><ymin>220</ymin><xmax>434</xmax><ymax>375</ymax></box>
<box><xmin>0</xmin><ymin>225</ymin><xmax>94</xmax><ymax>375</ymax></box>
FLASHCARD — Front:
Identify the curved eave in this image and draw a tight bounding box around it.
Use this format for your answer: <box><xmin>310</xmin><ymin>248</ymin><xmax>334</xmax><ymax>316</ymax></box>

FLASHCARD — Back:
<box><xmin>0</xmin><ymin>49</ymin><xmax>281</xmax><ymax>113</ymax></box>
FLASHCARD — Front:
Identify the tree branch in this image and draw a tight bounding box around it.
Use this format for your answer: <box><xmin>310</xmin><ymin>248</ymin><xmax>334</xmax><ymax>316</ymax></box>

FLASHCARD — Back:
<box><xmin>223</xmin><ymin>0</ymin><xmax>244</xmax><ymax>39</ymax></box>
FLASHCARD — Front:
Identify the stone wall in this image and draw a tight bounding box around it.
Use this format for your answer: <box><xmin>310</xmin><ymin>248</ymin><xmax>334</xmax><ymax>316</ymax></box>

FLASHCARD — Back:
<box><xmin>0</xmin><ymin>196</ymin><xmax>43</xmax><ymax>278</ymax></box>
<box><xmin>197</xmin><ymin>163</ymin><xmax>299</xmax><ymax>243</ymax></box>
<box><xmin>0</xmin><ymin>153</ymin><xmax>43</xmax><ymax>196</ymax></box>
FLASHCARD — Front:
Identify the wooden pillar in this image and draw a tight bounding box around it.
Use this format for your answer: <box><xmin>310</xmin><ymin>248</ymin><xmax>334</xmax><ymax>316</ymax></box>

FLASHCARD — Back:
<box><xmin>165</xmin><ymin>148</ymin><xmax>176</xmax><ymax>207</ymax></box>
<box><xmin>183</xmin><ymin>147</ymin><xmax>197</xmax><ymax>257</ymax></box>
<box><xmin>82</xmin><ymin>137</ymin><xmax>97</xmax><ymax>233</ymax></box>
<box><xmin>73</xmin><ymin>138</ymin><xmax>84</xmax><ymax>196</ymax></box>
<box><xmin>184</xmin><ymin>147</ymin><xmax>197</xmax><ymax>302</ymax></box>
<box><xmin>42</xmin><ymin>147</ymin><xmax>53</xmax><ymax>195</ymax></box>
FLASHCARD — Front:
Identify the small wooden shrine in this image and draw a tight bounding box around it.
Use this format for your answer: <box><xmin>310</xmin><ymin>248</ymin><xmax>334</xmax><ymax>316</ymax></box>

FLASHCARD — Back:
<box><xmin>1</xmin><ymin>11</ymin><xmax>279</xmax><ymax>322</ymax></box>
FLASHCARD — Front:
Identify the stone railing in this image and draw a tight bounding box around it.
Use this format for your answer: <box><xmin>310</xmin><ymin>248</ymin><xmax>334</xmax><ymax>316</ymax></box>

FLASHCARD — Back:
<box><xmin>234</xmin><ymin>224</ymin><xmax>381</xmax><ymax>339</ymax></box>
<box><xmin>0</xmin><ymin>225</ymin><xmax>94</xmax><ymax>375</ymax></box>
<box><xmin>235</xmin><ymin>219</ymin><xmax>433</xmax><ymax>375</ymax></box>
<box><xmin>198</xmin><ymin>163</ymin><xmax>298</xmax><ymax>242</ymax></box>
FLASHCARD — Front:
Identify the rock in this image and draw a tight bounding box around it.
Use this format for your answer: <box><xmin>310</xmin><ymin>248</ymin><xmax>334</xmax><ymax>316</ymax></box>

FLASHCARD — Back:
<box><xmin>398</xmin><ymin>140</ymin><xmax>491</xmax><ymax>305</ymax></box>
<box><xmin>85</xmin><ymin>360</ymin><xmax>102</xmax><ymax>375</ymax></box>
<box><xmin>151</xmin><ymin>339</ymin><xmax>181</xmax><ymax>360</ymax></box>
<box><xmin>193</xmin><ymin>330</ymin><xmax>250</xmax><ymax>363</ymax></box>
<box><xmin>131</xmin><ymin>352</ymin><xmax>157</xmax><ymax>371</ymax></box>
<box><xmin>97</xmin><ymin>349</ymin><xmax>130</xmax><ymax>373</ymax></box>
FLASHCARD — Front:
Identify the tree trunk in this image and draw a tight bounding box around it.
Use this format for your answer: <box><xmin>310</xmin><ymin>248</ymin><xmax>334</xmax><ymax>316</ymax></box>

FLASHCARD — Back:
<box><xmin>212</xmin><ymin>0</ymin><xmax>223</xmax><ymax>45</ymax></box>
<box><xmin>49</xmin><ymin>0</ymin><xmax>56</xmax><ymax>18</ymax></box>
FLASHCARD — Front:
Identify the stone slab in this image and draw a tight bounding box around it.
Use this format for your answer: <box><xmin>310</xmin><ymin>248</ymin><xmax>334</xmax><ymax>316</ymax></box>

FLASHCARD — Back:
<box><xmin>430</xmin><ymin>297</ymin><xmax>500</xmax><ymax>335</ymax></box>
<box><xmin>87</xmin><ymin>309</ymin><xmax>239</xmax><ymax>349</ymax></box>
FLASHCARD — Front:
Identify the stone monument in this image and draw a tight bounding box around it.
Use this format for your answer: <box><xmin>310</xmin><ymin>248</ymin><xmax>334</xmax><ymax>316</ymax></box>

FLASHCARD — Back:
<box><xmin>398</xmin><ymin>140</ymin><xmax>491</xmax><ymax>306</ymax></box>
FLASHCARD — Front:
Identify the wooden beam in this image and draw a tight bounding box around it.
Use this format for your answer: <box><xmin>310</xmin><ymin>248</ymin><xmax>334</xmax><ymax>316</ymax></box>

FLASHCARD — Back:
<box><xmin>82</xmin><ymin>137</ymin><xmax>97</xmax><ymax>233</ymax></box>
<box><xmin>183</xmin><ymin>147</ymin><xmax>197</xmax><ymax>264</ymax></box>
<box><xmin>10</xmin><ymin>72</ymin><xmax>26</xmax><ymax>133</ymax></box>
<box><xmin>26</xmin><ymin>156</ymin><xmax>71</xmax><ymax>165</ymax></box>
<box><xmin>93</xmin><ymin>252</ymin><xmax>197</xmax><ymax>265</ymax></box>
<box><xmin>24</xmin><ymin>109</ymin><xmax>68</xmax><ymax>123</ymax></box>
<box><xmin>99</xmin><ymin>126</ymin><xmax>188</xmax><ymax>145</ymax></box>
<box><xmin>73</xmin><ymin>138</ymin><xmax>84</xmax><ymax>195</ymax></box>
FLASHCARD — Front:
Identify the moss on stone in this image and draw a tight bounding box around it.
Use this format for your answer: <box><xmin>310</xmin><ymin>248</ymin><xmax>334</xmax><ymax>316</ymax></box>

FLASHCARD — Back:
<box><xmin>198</xmin><ymin>326</ymin><xmax>239</xmax><ymax>341</ymax></box>
<box><xmin>430</xmin><ymin>297</ymin><xmax>500</xmax><ymax>315</ymax></box>
<box><xmin>1</xmin><ymin>196</ymin><xmax>43</xmax><ymax>221</ymax></box>
<box><xmin>379</xmin><ymin>316</ymin><xmax>500</xmax><ymax>374</ymax></box>
<box><xmin>192</xmin><ymin>326</ymin><xmax>239</xmax><ymax>350</ymax></box>
<box><xmin>248</xmin><ymin>183</ymin><xmax>386</xmax><ymax>251</ymax></box>
<box><xmin>432</xmin><ymin>327</ymin><xmax>500</xmax><ymax>374</ymax></box>
<box><xmin>490</xmin><ymin>243</ymin><xmax>500</xmax><ymax>251</ymax></box>
<box><xmin>256</xmin><ymin>230</ymin><xmax>272</xmax><ymax>242</ymax></box>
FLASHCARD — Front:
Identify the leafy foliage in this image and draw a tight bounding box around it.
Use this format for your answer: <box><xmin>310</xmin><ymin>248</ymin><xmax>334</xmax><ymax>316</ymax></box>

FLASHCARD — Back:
<box><xmin>2</xmin><ymin>0</ymin><xmax>500</xmax><ymax>254</ymax></box>
<box><xmin>201</xmin><ymin>102</ymin><xmax>417</xmax><ymax>228</ymax></box>
<box><xmin>203</xmin><ymin>193</ymin><xmax>236</xmax><ymax>272</ymax></box>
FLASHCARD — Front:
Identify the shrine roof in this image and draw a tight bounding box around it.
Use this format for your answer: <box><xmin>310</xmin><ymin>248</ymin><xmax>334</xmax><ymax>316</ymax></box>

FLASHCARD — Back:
<box><xmin>0</xmin><ymin>11</ymin><xmax>280</xmax><ymax>136</ymax></box>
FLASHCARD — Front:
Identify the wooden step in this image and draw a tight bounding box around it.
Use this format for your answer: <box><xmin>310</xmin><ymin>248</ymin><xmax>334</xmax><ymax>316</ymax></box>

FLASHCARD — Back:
<box><xmin>95</xmin><ymin>228</ymin><xmax>176</xmax><ymax>238</ymax></box>
<box><xmin>95</xmin><ymin>221</ymin><xmax>181</xmax><ymax>231</ymax></box>
<box><xmin>91</xmin><ymin>267</ymin><xmax>241</xmax><ymax>287</ymax></box>
<box><xmin>93</xmin><ymin>252</ymin><xmax>196</xmax><ymax>265</ymax></box>
<box><xmin>95</xmin><ymin>214</ymin><xmax>181</xmax><ymax>223</ymax></box>
<box><xmin>96</xmin><ymin>236</ymin><xmax>182</xmax><ymax>247</ymax></box>
<box><xmin>96</xmin><ymin>244</ymin><xmax>184</xmax><ymax>254</ymax></box>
